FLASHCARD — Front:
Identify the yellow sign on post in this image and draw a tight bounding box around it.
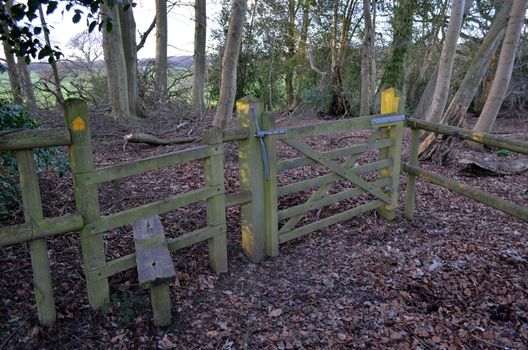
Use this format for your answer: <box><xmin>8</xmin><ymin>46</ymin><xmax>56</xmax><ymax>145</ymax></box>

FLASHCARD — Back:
<box><xmin>381</xmin><ymin>87</ymin><xmax>403</xmax><ymax>114</ymax></box>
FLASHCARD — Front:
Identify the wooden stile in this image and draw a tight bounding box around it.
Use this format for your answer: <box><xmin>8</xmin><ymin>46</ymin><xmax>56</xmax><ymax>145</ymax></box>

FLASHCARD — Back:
<box><xmin>133</xmin><ymin>216</ymin><xmax>176</xmax><ymax>327</ymax></box>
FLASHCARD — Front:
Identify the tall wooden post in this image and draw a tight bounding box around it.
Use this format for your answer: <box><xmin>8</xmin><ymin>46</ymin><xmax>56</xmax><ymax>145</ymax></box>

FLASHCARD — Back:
<box><xmin>262</xmin><ymin>112</ymin><xmax>278</xmax><ymax>257</ymax></box>
<box><xmin>203</xmin><ymin>127</ymin><xmax>228</xmax><ymax>273</ymax></box>
<box><xmin>237</xmin><ymin>96</ymin><xmax>267</xmax><ymax>261</ymax></box>
<box><xmin>404</xmin><ymin>127</ymin><xmax>420</xmax><ymax>220</ymax></box>
<box><xmin>65</xmin><ymin>98</ymin><xmax>109</xmax><ymax>309</ymax></box>
<box><xmin>17</xmin><ymin>150</ymin><xmax>56</xmax><ymax>326</ymax></box>
<box><xmin>377</xmin><ymin>88</ymin><xmax>404</xmax><ymax>220</ymax></box>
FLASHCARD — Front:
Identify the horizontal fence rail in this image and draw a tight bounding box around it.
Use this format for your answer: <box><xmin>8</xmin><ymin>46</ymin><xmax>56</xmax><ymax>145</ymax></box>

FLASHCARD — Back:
<box><xmin>404</xmin><ymin>119</ymin><xmax>528</xmax><ymax>222</ymax></box>
<box><xmin>406</xmin><ymin>117</ymin><xmax>528</xmax><ymax>155</ymax></box>
<box><xmin>0</xmin><ymin>128</ymin><xmax>71</xmax><ymax>151</ymax></box>
<box><xmin>78</xmin><ymin>144</ymin><xmax>220</xmax><ymax>185</ymax></box>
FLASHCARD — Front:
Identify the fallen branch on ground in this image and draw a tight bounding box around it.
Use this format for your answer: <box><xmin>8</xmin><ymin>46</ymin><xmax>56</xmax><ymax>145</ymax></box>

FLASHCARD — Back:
<box><xmin>124</xmin><ymin>132</ymin><xmax>198</xmax><ymax>146</ymax></box>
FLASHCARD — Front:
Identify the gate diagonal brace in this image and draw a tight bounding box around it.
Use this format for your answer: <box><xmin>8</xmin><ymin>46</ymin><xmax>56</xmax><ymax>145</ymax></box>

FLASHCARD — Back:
<box><xmin>251</xmin><ymin>108</ymin><xmax>287</xmax><ymax>180</ymax></box>
<box><xmin>283</xmin><ymin>139</ymin><xmax>392</xmax><ymax>204</ymax></box>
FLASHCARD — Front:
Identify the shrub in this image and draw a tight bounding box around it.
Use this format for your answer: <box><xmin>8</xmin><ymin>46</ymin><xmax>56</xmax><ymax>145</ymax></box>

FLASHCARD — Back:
<box><xmin>0</xmin><ymin>101</ymin><xmax>68</xmax><ymax>218</ymax></box>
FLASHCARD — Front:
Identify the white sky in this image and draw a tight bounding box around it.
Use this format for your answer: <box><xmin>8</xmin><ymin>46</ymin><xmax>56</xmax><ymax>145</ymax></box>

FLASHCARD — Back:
<box><xmin>43</xmin><ymin>0</ymin><xmax>222</xmax><ymax>59</ymax></box>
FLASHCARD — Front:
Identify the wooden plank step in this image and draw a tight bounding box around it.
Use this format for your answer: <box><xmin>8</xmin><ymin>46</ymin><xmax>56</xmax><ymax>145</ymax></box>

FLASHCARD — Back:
<box><xmin>133</xmin><ymin>216</ymin><xmax>176</xmax><ymax>288</ymax></box>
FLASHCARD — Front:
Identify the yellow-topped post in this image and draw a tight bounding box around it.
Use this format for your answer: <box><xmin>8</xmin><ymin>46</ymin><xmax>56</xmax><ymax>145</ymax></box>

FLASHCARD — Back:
<box><xmin>377</xmin><ymin>88</ymin><xmax>404</xmax><ymax>220</ymax></box>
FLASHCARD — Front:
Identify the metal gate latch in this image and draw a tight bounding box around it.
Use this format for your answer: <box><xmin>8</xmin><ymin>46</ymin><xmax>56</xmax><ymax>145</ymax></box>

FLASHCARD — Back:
<box><xmin>371</xmin><ymin>115</ymin><xmax>406</xmax><ymax>125</ymax></box>
<box><xmin>251</xmin><ymin>107</ymin><xmax>287</xmax><ymax>180</ymax></box>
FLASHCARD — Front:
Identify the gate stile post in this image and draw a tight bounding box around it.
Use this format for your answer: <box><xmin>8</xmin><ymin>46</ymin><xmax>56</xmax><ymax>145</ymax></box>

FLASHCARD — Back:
<box><xmin>65</xmin><ymin>99</ymin><xmax>110</xmax><ymax>309</ymax></box>
<box><xmin>404</xmin><ymin>127</ymin><xmax>420</xmax><ymax>220</ymax></box>
<box><xmin>17</xmin><ymin>150</ymin><xmax>56</xmax><ymax>326</ymax></box>
<box><xmin>203</xmin><ymin>127</ymin><xmax>228</xmax><ymax>273</ymax></box>
<box><xmin>262</xmin><ymin>113</ymin><xmax>279</xmax><ymax>257</ymax></box>
<box><xmin>377</xmin><ymin>88</ymin><xmax>404</xmax><ymax>220</ymax></box>
<box><xmin>237</xmin><ymin>96</ymin><xmax>267</xmax><ymax>261</ymax></box>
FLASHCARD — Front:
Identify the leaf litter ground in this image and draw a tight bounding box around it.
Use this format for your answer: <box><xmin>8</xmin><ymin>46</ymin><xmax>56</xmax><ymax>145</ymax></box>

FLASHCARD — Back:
<box><xmin>0</xmin><ymin>109</ymin><xmax>527</xmax><ymax>349</ymax></box>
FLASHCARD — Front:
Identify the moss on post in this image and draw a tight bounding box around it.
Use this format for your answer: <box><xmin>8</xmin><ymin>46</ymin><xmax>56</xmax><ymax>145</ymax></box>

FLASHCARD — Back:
<box><xmin>65</xmin><ymin>98</ymin><xmax>109</xmax><ymax>309</ymax></box>
<box><xmin>16</xmin><ymin>150</ymin><xmax>56</xmax><ymax>326</ymax></box>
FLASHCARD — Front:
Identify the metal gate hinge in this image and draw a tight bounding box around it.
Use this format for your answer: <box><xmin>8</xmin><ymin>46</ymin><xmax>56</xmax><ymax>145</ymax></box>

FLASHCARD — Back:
<box><xmin>251</xmin><ymin>108</ymin><xmax>287</xmax><ymax>181</ymax></box>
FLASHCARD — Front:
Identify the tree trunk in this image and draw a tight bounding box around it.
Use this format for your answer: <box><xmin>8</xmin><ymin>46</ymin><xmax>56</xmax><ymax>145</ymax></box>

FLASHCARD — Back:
<box><xmin>213</xmin><ymin>0</ymin><xmax>247</xmax><ymax>128</ymax></box>
<box><xmin>360</xmin><ymin>0</ymin><xmax>374</xmax><ymax>115</ymax></box>
<box><xmin>425</xmin><ymin>0</ymin><xmax>466</xmax><ymax>123</ymax></box>
<box><xmin>419</xmin><ymin>0</ymin><xmax>512</xmax><ymax>162</ymax></box>
<box><xmin>102</xmin><ymin>3</ymin><xmax>131</xmax><ymax>122</ymax></box>
<box><xmin>284</xmin><ymin>0</ymin><xmax>297</xmax><ymax>108</ymax></box>
<box><xmin>16</xmin><ymin>57</ymin><xmax>37</xmax><ymax>109</ymax></box>
<box><xmin>293</xmin><ymin>0</ymin><xmax>311</xmax><ymax>108</ymax></box>
<box><xmin>472</xmin><ymin>0</ymin><xmax>527</xmax><ymax>134</ymax></box>
<box><xmin>380</xmin><ymin>0</ymin><xmax>414</xmax><ymax>91</ymax></box>
<box><xmin>155</xmin><ymin>0</ymin><xmax>168</xmax><ymax>103</ymax></box>
<box><xmin>119</xmin><ymin>1</ymin><xmax>143</xmax><ymax>119</ymax></box>
<box><xmin>1</xmin><ymin>1</ymin><xmax>22</xmax><ymax>104</ymax></box>
<box><xmin>412</xmin><ymin>65</ymin><xmax>439</xmax><ymax>119</ymax></box>
<box><xmin>38</xmin><ymin>4</ymin><xmax>64</xmax><ymax>106</ymax></box>
<box><xmin>192</xmin><ymin>0</ymin><xmax>207</xmax><ymax>112</ymax></box>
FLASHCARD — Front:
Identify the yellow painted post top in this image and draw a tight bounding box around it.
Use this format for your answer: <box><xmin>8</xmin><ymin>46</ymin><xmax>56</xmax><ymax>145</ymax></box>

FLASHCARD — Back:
<box><xmin>381</xmin><ymin>88</ymin><xmax>403</xmax><ymax>114</ymax></box>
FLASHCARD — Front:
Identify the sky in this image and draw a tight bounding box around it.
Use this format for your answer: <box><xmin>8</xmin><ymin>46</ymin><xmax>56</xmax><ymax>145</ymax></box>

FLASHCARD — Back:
<box><xmin>42</xmin><ymin>0</ymin><xmax>222</xmax><ymax>60</ymax></box>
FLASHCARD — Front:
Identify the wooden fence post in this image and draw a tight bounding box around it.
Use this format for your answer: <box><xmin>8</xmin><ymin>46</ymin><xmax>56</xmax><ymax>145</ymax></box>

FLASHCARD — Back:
<box><xmin>16</xmin><ymin>150</ymin><xmax>56</xmax><ymax>326</ymax></box>
<box><xmin>237</xmin><ymin>96</ymin><xmax>267</xmax><ymax>261</ymax></box>
<box><xmin>262</xmin><ymin>112</ymin><xmax>279</xmax><ymax>257</ymax></box>
<box><xmin>202</xmin><ymin>127</ymin><xmax>228</xmax><ymax>273</ymax></box>
<box><xmin>65</xmin><ymin>99</ymin><xmax>109</xmax><ymax>309</ymax></box>
<box><xmin>377</xmin><ymin>88</ymin><xmax>404</xmax><ymax>220</ymax></box>
<box><xmin>404</xmin><ymin>127</ymin><xmax>420</xmax><ymax>220</ymax></box>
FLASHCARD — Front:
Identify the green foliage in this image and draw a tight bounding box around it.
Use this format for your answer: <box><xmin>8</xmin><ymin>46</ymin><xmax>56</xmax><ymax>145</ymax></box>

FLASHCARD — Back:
<box><xmin>496</xmin><ymin>150</ymin><xmax>511</xmax><ymax>157</ymax></box>
<box><xmin>109</xmin><ymin>292</ymin><xmax>146</xmax><ymax>323</ymax></box>
<box><xmin>0</xmin><ymin>100</ymin><xmax>68</xmax><ymax>218</ymax></box>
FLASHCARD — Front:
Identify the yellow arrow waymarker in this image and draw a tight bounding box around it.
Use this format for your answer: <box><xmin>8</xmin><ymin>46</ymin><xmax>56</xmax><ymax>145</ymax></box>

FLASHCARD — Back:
<box><xmin>71</xmin><ymin>116</ymin><xmax>86</xmax><ymax>132</ymax></box>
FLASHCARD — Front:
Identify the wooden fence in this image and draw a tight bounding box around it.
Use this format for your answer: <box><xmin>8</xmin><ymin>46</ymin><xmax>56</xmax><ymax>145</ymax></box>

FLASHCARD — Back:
<box><xmin>1</xmin><ymin>91</ymin><xmax>527</xmax><ymax>326</ymax></box>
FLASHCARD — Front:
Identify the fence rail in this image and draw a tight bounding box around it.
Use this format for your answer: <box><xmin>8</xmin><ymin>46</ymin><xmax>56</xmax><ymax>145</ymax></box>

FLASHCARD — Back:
<box><xmin>0</xmin><ymin>128</ymin><xmax>71</xmax><ymax>151</ymax></box>
<box><xmin>404</xmin><ymin>119</ymin><xmax>528</xmax><ymax>222</ymax></box>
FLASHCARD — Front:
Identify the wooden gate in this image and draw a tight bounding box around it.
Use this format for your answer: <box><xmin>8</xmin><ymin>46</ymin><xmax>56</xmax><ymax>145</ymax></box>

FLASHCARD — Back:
<box><xmin>253</xmin><ymin>109</ymin><xmax>405</xmax><ymax>257</ymax></box>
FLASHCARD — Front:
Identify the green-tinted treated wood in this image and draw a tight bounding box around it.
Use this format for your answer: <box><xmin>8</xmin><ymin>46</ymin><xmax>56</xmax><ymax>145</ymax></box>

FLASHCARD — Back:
<box><xmin>80</xmin><ymin>145</ymin><xmax>218</xmax><ymax>185</ymax></box>
<box><xmin>222</xmin><ymin>127</ymin><xmax>250</xmax><ymax>142</ymax></box>
<box><xmin>278</xmin><ymin>160</ymin><xmax>392</xmax><ymax>197</ymax></box>
<box><xmin>203</xmin><ymin>128</ymin><xmax>227</xmax><ymax>273</ymax></box>
<box><xmin>263</xmin><ymin>113</ymin><xmax>279</xmax><ymax>257</ymax></box>
<box><xmin>133</xmin><ymin>216</ymin><xmax>176</xmax><ymax>288</ymax></box>
<box><xmin>278</xmin><ymin>178</ymin><xmax>392</xmax><ymax>221</ymax></box>
<box><xmin>92</xmin><ymin>225</ymin><xmax>223</xmax><ymax>280</ymax></box>
<box><xmin>404</xmin><ymin>164</ymin><xmax>528</xmax><ymax>222</ymax></box>
<box><xmin>85</xmin><ymin>186</ymin><xmax>221</xmax><ymax>234</ymax></box>
<box><xmin>279</xmin><ymin>200</ymin><xmax>384</xmax><ymax>243</ymax></box>
<box><xmin>237</xmin><ymin>97</ymin><xmax>267</xmax><ymax>261</ymax></box>
<box><xmin>225</xmin><ymin>191</ymin><xmax>252</xmax><ymax>208</ymax></box>
<box><xmin>376</xmin><ymin>122</ymin><xmax>404</xmax><ymax>220</ymax></box>
<box><xmin>283</xmin><ymin>139</ymin><xmax>392</xmax><ymax>203</ymax></box>
<box><xmin>406</xmin><ymin>117</ymin><xmax>528</xmax><ymax>155</ymax></box>
<box><xmin>0</xmin><ymin>128</ymin><xmax>71</xmax><ymax>151</ymax></box>
<box><xmin>279</xmin><ymin>131</ymin><xmax>381</xmax><ymax>234</ymax></box>
<box><xmin>277</xmin><ymin>113</ymin><xmax>402</xmax><ymax>140</ymax></box>
<box><xmin>404</xmin><ymin>128</ymin><xmax>420</xmax><ymax>220</ymax></box>
<box><xmin>16</xmin><ymin>150</ymin><xmax>56</xmax><ymax>326</ymax></box>
<box><xmin>151</xmin><ymin>284</ymin><xmax>172</xmax><ymax>327</ymax></box>
<box><xmin>0</xmin><ymin>214</ymin><xmax>84</xmax><ymax>247</ymax></box>
<box><xmin>64</xmin><ymin>98</ymin><xmax>109</xmax><ymax>309</ymax></box>
<box><xmin>277</xmin><ymin>139</ymin><xmax>394</xmax><ymax>172</ymax></box>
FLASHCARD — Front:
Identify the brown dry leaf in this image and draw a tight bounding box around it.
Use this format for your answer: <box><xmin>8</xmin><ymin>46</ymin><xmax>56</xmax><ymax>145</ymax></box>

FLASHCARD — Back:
<box><xmin>269</xmin><ymin>308</ymin><xmax>283</xmax><ymax>317</ymax></box>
